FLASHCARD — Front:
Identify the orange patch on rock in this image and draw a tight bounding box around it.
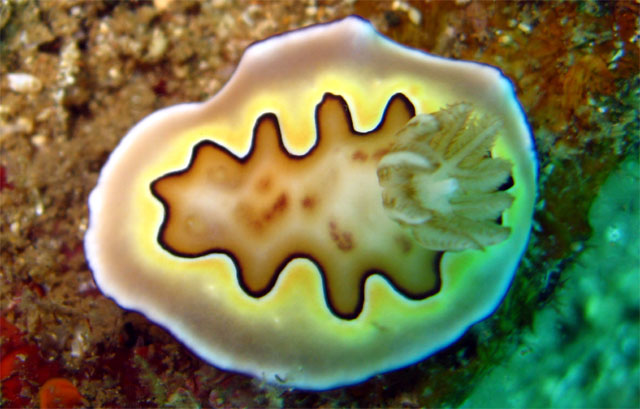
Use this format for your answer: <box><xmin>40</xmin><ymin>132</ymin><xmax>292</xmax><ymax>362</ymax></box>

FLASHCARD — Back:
<box><xmin>39</xmin><ymin>378</ymin><xmax>84</xmax><ymax>409</ymax></box>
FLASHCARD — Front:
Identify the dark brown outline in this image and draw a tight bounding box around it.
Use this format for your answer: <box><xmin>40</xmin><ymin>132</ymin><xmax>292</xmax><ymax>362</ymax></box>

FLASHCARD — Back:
<box><xmin>150</xmin><ymin>92</ymin><xmax>443</xmax><ymax>320</ymax></box>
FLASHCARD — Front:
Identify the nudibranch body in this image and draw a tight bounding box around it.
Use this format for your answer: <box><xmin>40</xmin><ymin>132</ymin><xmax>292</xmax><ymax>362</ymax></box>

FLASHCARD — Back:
<box><xmin>85</xmin><ymin>16</ymin><xmax>536</xmax><ymax>390</ymax></box>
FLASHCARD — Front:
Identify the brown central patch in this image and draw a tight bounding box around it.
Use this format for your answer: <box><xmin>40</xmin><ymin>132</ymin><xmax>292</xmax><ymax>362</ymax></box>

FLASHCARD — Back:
<box><xmin>150</xmin><ymin>93</ymin><xmax>442</xmax><ymax>319</ymax></box>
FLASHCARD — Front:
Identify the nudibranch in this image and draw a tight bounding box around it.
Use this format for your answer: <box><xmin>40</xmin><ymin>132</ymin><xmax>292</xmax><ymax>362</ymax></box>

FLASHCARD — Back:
<box><xmin>85</xmin><ymin>16</ymin><xmax>536</xmax><ymax>390</ymax></box>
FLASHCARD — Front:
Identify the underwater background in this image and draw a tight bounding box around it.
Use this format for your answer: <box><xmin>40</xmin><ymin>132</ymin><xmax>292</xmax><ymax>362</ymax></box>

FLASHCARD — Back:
<box><xmin>1</xmin><ymin>1</ymin><xmax>638</xmax><ymax>408</ymax></box>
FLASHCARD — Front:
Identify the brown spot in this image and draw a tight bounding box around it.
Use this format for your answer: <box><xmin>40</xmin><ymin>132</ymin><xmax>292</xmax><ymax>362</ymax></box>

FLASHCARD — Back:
<box><xmin>301</xmin><ymin>195</ymin><xmax>316</xmax><ymax>209</ymax></box>
<box><xmin>255</xmin><ymin>175</ymin><xmax>271</xmax><ymax>193</ymax></box>
<box><xmin>351</xmin><ymin>150</ymin><xmax>368</xmax><ymax>161</ymax></box>
<box><xmin>228</xmin><ymin>193</ymin><xmax>289</xmax><ymax>234</ymax></box>
<box><xmin>264</xmin><ymin>193</ymin><xmax>287</xmax><ymax>221</ymax></box>
<box><xmin>372</xmin><ymin>148</ymin><xmax>390</xmax><ymax>161</ymax></box>
<box><xmin>235</xmin><ymin>202</ymin><xmax>264</xmax><ymax>232</ymax></box>
<box><xmin>329</xmin><ymin>220</ymin><xmax>354</xmax><ymax>251</ymax></box>
<box><xmin>395</xmin><ymin>235</ymin><xmax>412</xmax><ymax>253</ymax></box>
